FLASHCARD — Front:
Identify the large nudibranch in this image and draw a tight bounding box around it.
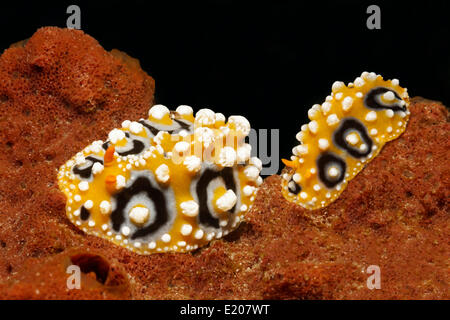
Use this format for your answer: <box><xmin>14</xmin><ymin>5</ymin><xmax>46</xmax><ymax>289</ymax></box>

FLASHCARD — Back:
<box><xmin>282</xmin><ymin>72</ymin><xmax>410</xmax><ymax>210</ymax></box>
<box><xmin>58</xmin><ymin>105</ymin><xmax>262</xmax><ymax>254</ymax></box>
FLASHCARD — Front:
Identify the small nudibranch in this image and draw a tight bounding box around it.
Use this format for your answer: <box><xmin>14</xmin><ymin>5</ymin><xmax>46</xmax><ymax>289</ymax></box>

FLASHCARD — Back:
<box><xmin>282</xmin><ymin>72</ymin><xmax>410</xmax><ymax>210</ymax></box>
<box><xmin>58</xmin><ymin>105</ymin><xmax>263</xmax><ymax>254</ymax></box>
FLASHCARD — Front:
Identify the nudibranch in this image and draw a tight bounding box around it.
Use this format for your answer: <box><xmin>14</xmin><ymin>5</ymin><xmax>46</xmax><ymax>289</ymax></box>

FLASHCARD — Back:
<box><xmin>58</xmin><ymin>105</ymin><xmax>263</xmax><ymax>254</ymax></box>
<box><xmin>282</xmin><ymin>72</ymin><xmax>410</xmax><ymax>210</ymax></box>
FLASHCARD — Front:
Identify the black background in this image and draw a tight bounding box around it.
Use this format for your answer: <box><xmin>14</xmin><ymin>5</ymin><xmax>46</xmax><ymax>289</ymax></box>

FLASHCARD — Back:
<box><xmin>1</xmin><ymin>0</ymin><xmax>449</xmax><ymax>173</ymax></box>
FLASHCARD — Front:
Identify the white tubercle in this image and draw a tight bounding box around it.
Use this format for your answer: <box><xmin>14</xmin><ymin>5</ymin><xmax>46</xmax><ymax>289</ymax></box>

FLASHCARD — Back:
<box><xmin>149</xmin><ymin>104</ymin><xmax>170</xmax><ymax>120</ymax></box>
<box><xmin>342</xmin><ymin>96</ymin><xmax>353</xmax><ymax>111</ymax></box>
<box><xmin>228</xmin><ymin>116</ymin><xmax>251</xmax><ymax>136</ymax></box>
<box><xmin>215</xmin><ymin>113</ymin><xmax>226</xmax><ymax>123</ymax></box>
<box><xmin>129</xmin><ymin>207</ymin><xmax>149</xmax><ymax>225</ymax></box>
<box><xmin>236</xmin><ymin>144</ymin><xmax>252</xmax><ymax>163</ymax></box>
<box><xmin>383</xmin><ymin>91</ymin><xmax>395</xmax><ymax>101</ymax></box>
<box><xmin>195</xmin><ymin>108</ymin><xmax>216</xmax><ymax>126</ymax></box>
<box><xmin>99</xmin><ymin>200</ymin><xmax>111</xmax><ymax>215</ymax></box>
<box><xmin>318</xmin><ymin>138</ymin><xmax>330</xmax><ymax>150</ymax></box>
<box><xmin>78</xmin><ymin>181</ymin><xmax>89</xmax><ymax>191</ymax></box>
<box><xmin>121</xmin><ymin>120</ymin><xmax>131</xmax><ymax>128</ymax></box>
<box><xmin>84</xmin><ymin>200</ymin><xmax>93</xmax><ymax>210</ymax></box>
<box><xmin>365</xmin><ymin>111</ymin><xmax>377</xmax><ymax>122</ymax></box>
<box><xmin>346</xmin><ymin>133</ymin><xmax>359</xmax><ymax>145</ymax></box>
<box><xmin>174</xmin><ymin>141</ymin><xmax>190</xmax><ymax>154</ymax></box>
<box><xmin>216</xmin><ymin>190</ymin><xmax>237</xmax><ymax>211</ymax></box>
<box><xmin>293</xmin><ymin>145</ymin><xmax>308</xmax><ymax>156</ymax></box>
<box><xmin>121</xmin><ymin>226</ymin><xmax>131</xmax><ymax>236</ymax></box>
<box><xmin>243</xmin><ymin>185</ymin><xmax>256</xmax><ymax>197</ymax></box>
<box><xmin>249</xmin><ymin>157</ymin><xmax>262</xmax><ymax>171</ymax></box>
<box><xmin>183</xmin><ymin>156</ymin><xmax>202</xmax><ymax>172</ymax></box>
<box><xmin>321</xmin><ymin>102</ymin><xmax>332</xmax><ymax>115</ymax></box>
<box><xmin>332</xmin><ymin>81</ymin><xmax>345</xmax><ymax>92</ymax></box>
<box><xmin>108</xmin><ymin>129</ymin><xmax>126</xmax><ymax>144</ymax></box>
<box><xmin>194</xmin><ymin>229</ymin><xmax>204</xmax><ymax>240</ymax></box>
<box><xmin>296</xmin><ymin>131</ymin><xmax>304</xmax><ymax>142</ymax></box>
<box><xmin>385</xmin><ymin>109</ymin><xmax>394</xmax><ymax>118</ymax></box>
<box><xmin>92</xmin><ymin>162</ymin><xmax>104</xmax><ymax>175</ymax></box>
<box><xmin>129</xmin><ymin>121</ymin><xmax>143</xmax><ymax>134</ymax></box>
<box><xmin>195</xmin><ymin>127</ymin><xmax>215</xmax><ymax>147</ymax></box>
<box><xmin>180</xmin><ymin>224</ymin><xmax>193</xmax><ymax>236</ymax></box>
<box><xmin>180</xmin><ymin>200</ymin><xmax>199</xmax><ymax>217</ymax></box>
<box><xmin>244</xmin><ymin>165</ymin><xmax>260</xmax><ymax>181</ymax></box>
<box><xmin>116</xmin><ymin>175</ymin><xmax>126</xmax><ymax>189</ymax></box>
<box><xmin>328</xmin><ymin>167</ymin><xmax>339</xmax><ymax>177</ymax></box>
<box><xmin>161</xmin><ymin>233</ymin><xmax>171</xmax><ymax>243</ymax></box>
<box><xmin>308</xmin><ymin>121</ymin><xmax>319</xmax><ymax>134</ymax></box>
<box><xmin>354</xmin><ymin>77</ymin><xmax>365</xmax><ymax>87</ymax></box>
<box><xmin>176</xmin><ymin>105</ymin><xmax>193</xmax><ymax>115</ymax></box>
<box><xmin>308</xmin><ymin>105</ymin><xmax>319</xmax><ymax>119</ymax></box>
<box><xmin>218</xmin><ymin>147</ymin><xmax>237</xmax><ymax>167</ymax></box>
<box><xmin>326</xmin><ymin>114</ymin><xmax>339</xmax><ymax>126</ymax></box>
<box><xmin>75</xmin><ymin>153</ymin><xmax>86</xmax><ymax>165</ymax></box>
<box><xmin>90</xmin><ymin>141</ymin><xmax>103</xmax><ymax>154</ymax></box>
<box><xmin>335</xmin><ymin>92</ymin><xmax>343</xmax><ymax>100</ymax></box>
<box><xmin>155</xmin><ymin>164</ymin><xmax>170</xmax><ymax>183</ymax></box>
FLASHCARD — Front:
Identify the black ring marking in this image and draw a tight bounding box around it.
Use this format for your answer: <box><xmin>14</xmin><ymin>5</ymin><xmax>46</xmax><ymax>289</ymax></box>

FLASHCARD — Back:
<box><xmin>196</xmin><ymin>167</ymin><xmax>237</xmax><ymax>229</ymax></box>
<box><xmin>102</xmin><ymin>136</ymin><xmax>145</xmax><ymax>156</ymax></box>
<box><xmin>117</xmin><ymin>140</ymin><xmax>145</xmax><ymax>156</ymax></box>
<box><xmin>317</xmin><ymin>152</ymin><xmax>346</xmax><ymax>189</ymax></box>
<box><xmin>333</xmin><ymin>118</ymin><xmax>373</xmax><ymax>159</ymax></box>
<box><xmin>139</xmin><ymin>118</ymin><xmax>192</xmax><ymax>136</ymax></box>
<box><xmin>73</xmin><ymin>156</ymin><xmax>104</xmax><ymax>179</ymax></box>
<box><xmin>110</xmin><ymin>176</ymin><xmax>169</xmax><ymax>240</ymax></box>
<box><xmin>364</xmin><ymin>87</ymin><xmax>406</xmax><ymax>112</ymax></box>
<box><xmin>80</xmin><ymin>206</ymin><xmax>90</xmax><ymax>221</ymax></box>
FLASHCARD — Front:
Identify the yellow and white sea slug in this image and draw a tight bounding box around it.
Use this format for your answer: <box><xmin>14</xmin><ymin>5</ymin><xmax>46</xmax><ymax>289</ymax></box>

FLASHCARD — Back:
<box><xmin>282</xmin><ymin>72</ymin><xmax>410</xmax><ymax>210</ymax></box>
<box><xmin>58</xmin><ymin>105</ymin><xmax>263</xmax><ymax>254</ymax></box>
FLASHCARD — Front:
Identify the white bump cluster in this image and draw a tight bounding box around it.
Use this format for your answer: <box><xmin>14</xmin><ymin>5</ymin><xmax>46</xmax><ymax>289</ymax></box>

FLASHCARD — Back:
<box><xmin>195</xmin><ymin>108</ymin><xmax>216</xmax><ymax>126</ymax></box>
<box><xmin>75</xmin><ymin>153</ymin><xmax>86</xmax><ymax>165</ymax></box>
<box><xmin>228</xmin><ymin>116</ymin><xmax>251</xmax><ymax>135</ymax></box>
<box><xmin>218</xmin><ymin>147</ymin><xmax>237</xmax><ymax>167</ymax></box>
<box><xmin>342</xmin><ymin>97</ymin><xmax>353</xmax><ymax>111</ymax></box>
<box><xmin>195</xmin><ymin>127</ymin><xmax>215</xmax><ymax>147</ymax></box>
